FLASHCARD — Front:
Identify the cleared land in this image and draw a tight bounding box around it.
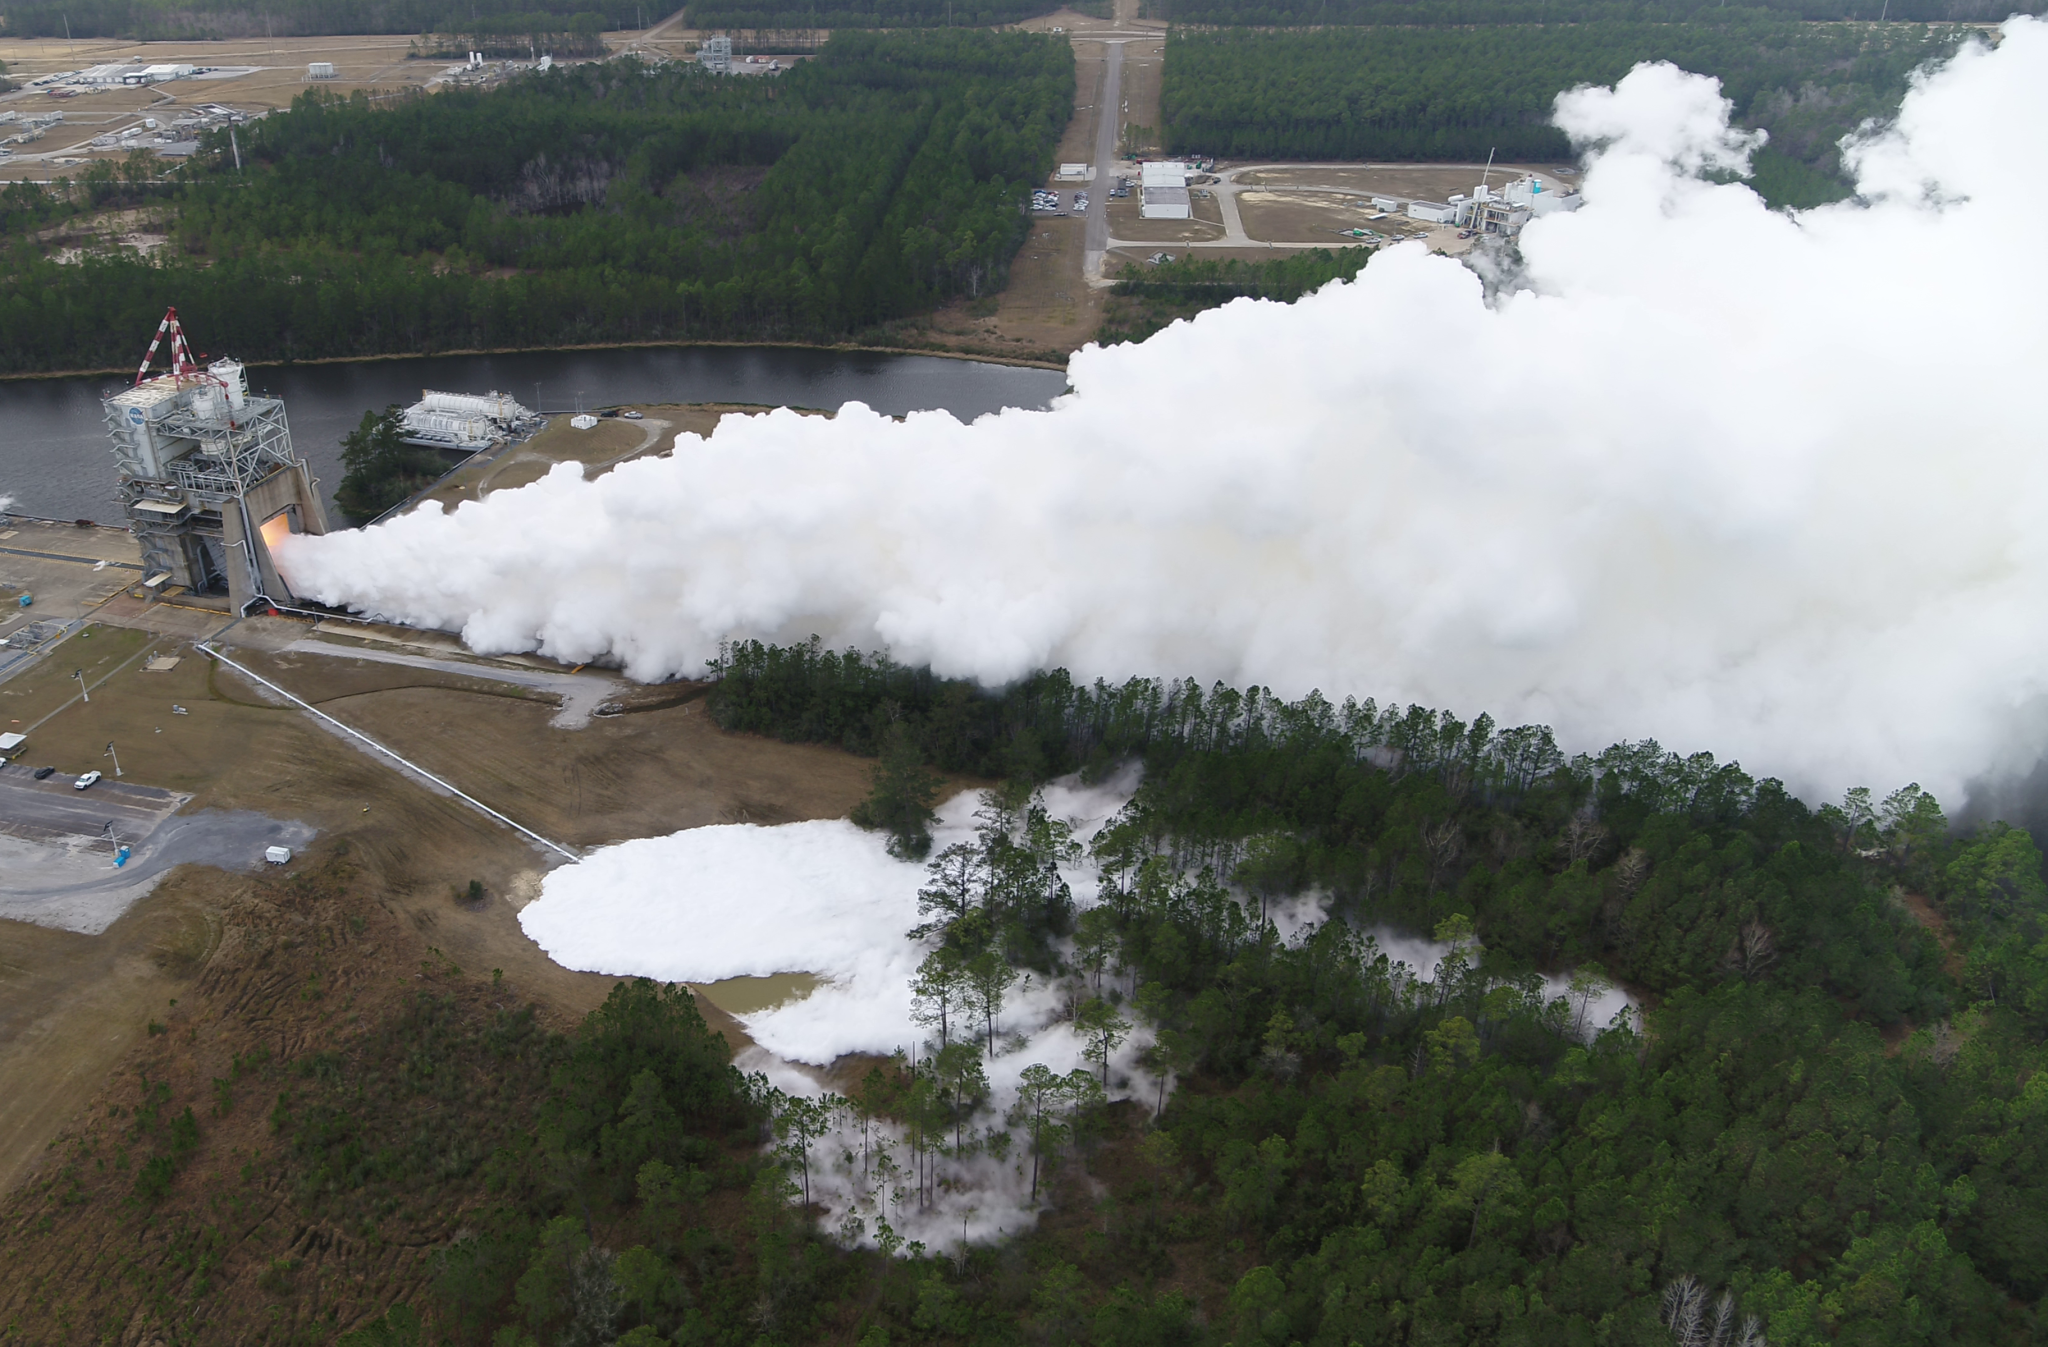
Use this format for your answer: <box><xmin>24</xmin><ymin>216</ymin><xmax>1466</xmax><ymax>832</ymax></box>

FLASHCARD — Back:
<box><xmin>0</xmin><ymin>423</ymin><xmax>899</xmax><ymax>1198</ymax></box>
<box><xmin>1234</xmin><ymin>162</ymin><xmax>1574</xmax><ymax>196</ymax></box>
<box><xmin>0</xmin><ymin>34</ymin><xmax>448</xmax><ymax>179</ymax></box>
<box><xmin>1104</xmin><ymin>188</ymin><xmax>1225</xmax><ymax>243</ymax></box>
<box><xmin>415</xmin><ymin>403</ymin><xmax>758</xmax><ymax>511</ymax></box>
<box><xmin>917</xmin><ymin>0</ymin><xmax>1165</xmax><ymax>360</ymax></box>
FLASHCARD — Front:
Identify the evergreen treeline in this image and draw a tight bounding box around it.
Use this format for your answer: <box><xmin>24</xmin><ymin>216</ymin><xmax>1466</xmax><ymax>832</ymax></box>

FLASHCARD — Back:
<box><xmin>1145</xmin><ymin>0</ymin><xmax>2037</xmax><ymax>24</ymax></box>
<box><xmin>684</xmin><ymin>0</ymin><xmax>1063</xmax><ymax>29</ymax></box>
<box><xmin>1162</xmin><ymin>18</ymin><xmax>1963</xmax><ymax>199</ymax></box>
<box><xmin>697</xmin><ymin>637</ymin><xmax>2048</xmax><ymax>1342</ymax></box>
<box><xmin>15</xmin><ymin>641</ymin><xmax>2047</xmax><ymax>1342</ymax></box>
<box><xmin>0</xmin><ymin>0</ymin><xmax>634</xmax><ymax>38</ymax></box>
<box><xmin>0</xmin><ymin>32</ymin><xmax>1073</xmax><ymax>373</ymax></box>
<box><xmin>1099</xmin><ymin>247</ymin><xmax>1371</xmax><ymax>345</ymax></box>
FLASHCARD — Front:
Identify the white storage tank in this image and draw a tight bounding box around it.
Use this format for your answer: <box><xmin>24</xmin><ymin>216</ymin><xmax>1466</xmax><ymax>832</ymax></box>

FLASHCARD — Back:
<box><xmin>208</xmin><ymin>357</ymin><xmax>249</xmax><ymax>409</ymax></box>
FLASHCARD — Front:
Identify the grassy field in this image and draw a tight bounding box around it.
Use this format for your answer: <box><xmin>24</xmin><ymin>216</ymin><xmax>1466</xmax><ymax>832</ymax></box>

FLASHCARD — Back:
<box><xmin>0</xmin><ymin>623</ymin><xmax>152</xmax><ymax>737</ymax></box>
<box><xmin>0</xmin><ymin>611</ymin><xmax>884</xmax><ymax>1201</ymax></box>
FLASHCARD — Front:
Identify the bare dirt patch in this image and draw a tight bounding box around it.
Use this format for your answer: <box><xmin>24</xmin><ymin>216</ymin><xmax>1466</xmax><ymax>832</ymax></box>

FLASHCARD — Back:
<box><xmin>1897</xmin><ymin>890</ymin><xmax>1965</xmax><ymax>978</ymax></box>
<box><xmin>1235</xmin><ymin>189</ymin><xmax>1389</xmax><ymax>242</ymax></box>
<box><xmin>1114</xmin><ymin>38</ymin><xmax>1167</xmax><ymax>158</ymax></box>
<box><xmin>414</xmin><ymin>402</ymin><xmax>782</xmax><ymax>513</ymax></box>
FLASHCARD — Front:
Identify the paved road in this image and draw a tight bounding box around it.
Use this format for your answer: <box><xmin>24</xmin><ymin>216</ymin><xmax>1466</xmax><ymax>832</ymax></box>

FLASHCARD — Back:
<box><xmin>1081</xmin><ymin>39</ymin><xmax>1124</xmax><ymax>281</ymax></box>
<box><xmin>1</xmin><ymin>808</ymin><xmax>317</xmax><ymax>934</ymax></box>
<box><xmin>281</xmin><ymin>638</ymin><xmax>624</xmax><ymax>728</ymax></box>
<box><xmin>0</xmin><ymin>768</ymin><xmax>185</xmax><ymax>845</ymax></box>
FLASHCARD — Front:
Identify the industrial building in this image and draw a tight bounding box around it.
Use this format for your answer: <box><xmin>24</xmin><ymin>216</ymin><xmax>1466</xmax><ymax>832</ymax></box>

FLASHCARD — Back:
<box><xmin>104</xmin><ymin>309</ymin><xmax>330</xmax><ymax>611</ymax></box>
<box><xmin>399</xmin><ymin>390</ymin><xmax>536</xmax><ymax>450</ymax></box>
<box><xmin>1405</xmin><ymin>176</ymin><xmax>1583</xmax><ymax>236</ymax></box>
<box><xmin>308</xmin><ymin>62</ymin><xmax>337</xmax><ymax>79</ymax></box>
<box><xmin>698</xmin><ymin>35</ymin><xmax>733</xmax><ymax>73</ymax></box>
<box><xmin>1140</xmin><ymin>160</ymin><xmax>1192</xmax><ymax>221</ymax></box>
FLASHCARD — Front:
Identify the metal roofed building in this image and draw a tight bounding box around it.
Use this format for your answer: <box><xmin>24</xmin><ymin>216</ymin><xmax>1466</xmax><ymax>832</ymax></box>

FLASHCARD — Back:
<box><xmin>1140</xmin><ymin>185</ymin><xmax>1190</xmax><ymax>220</ymax></box>
<box><xmin>1140</xmin><ymin>160</ymin><xmax>1193</xmax><ymax>219</ymax></box>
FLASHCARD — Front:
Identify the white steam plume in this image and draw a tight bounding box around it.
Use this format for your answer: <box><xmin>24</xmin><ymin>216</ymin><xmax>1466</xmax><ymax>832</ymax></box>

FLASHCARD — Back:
<box><xmin>281</xmin><ymin>25</ymin><xmax>2048</xmax><ymax>805</ymax></box>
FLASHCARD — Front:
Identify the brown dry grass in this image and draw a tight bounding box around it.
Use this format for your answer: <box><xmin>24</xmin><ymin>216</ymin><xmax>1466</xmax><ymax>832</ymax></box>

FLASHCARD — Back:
<box><xmin>1236</xmin><ymin>190</ymin><xmax>1390</xmax><ymax>244</ymax></box>
<box><xmin>0</xmin><ymin>621</ymin><xmax>878</xmax><ymax>1199</ymax></box>
<box><xmin>414</xmin><ymin>403</ymin><xmax>784</xmax><ymax>513</ymax></box>
<box><xmin>1235</xmin><ymin>163</ymin><xmax>1577</xmax><ymax>198</ymax></box>
<box><xmin>0</xmin><ymin>34</ymin><xmax>451</xmax><ymax>181</ymax></box>
<box><xmin>1106</xmin><ymin>191</ymin><xmax>1225</xmax><ymax>243</ymax></box>
<box><xmin>0</xmin><ymin>622</ymin><xmax>152</xmax><ymax>732</ymax></box>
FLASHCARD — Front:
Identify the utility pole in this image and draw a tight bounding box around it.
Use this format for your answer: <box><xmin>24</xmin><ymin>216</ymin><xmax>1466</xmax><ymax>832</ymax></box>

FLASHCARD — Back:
<box><xmin>229</xmin><ymin>124</ymin><xmax>243</xmax><ymax>173</ymax></box>
<box><xmin>105</xmin><ymin>742</ymin><xmax>122</xmax><ymax>777</ymax></box>
<box><xmin>74</xmin><ymin>668</ymin><xmax>89</xmax><ymax>703</ymax></box>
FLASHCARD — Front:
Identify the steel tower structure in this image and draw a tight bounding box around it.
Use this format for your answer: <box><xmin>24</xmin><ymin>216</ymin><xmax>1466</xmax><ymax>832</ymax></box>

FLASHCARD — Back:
<box><xmin>104</xmin><ymin>308</ymin><xmax>330</xmax><ymax>609</ymax></box>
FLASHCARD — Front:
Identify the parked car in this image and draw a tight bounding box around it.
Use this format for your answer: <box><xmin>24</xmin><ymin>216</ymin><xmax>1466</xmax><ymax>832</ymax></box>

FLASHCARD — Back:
<box><xmin>33</xmin><ymin>765</ymin><xmax>56</xmax><ymax>780</ymax></box>
<box><xmin>622</xmin><ymin>410</ymin><xmax>644</xmax><ymax>420</ymax></box>
<box><xmin>74</xmin><ymin>770</ymin><xmax>102</xmax><ymax>790</ymax></box>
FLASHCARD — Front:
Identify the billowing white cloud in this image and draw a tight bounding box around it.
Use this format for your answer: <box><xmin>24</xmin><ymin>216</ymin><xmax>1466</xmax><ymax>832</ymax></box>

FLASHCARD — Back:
<box><xmin>280</xmin><ymin>25</ymin><xmax>2048</xmax><ymax>805</ymax></box>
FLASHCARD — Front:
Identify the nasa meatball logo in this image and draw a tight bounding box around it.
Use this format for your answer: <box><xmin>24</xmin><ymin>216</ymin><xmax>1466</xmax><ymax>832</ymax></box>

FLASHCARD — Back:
<box><xmin>127</xmin><ymin>407</ymin><xmax>145</xmax><ymax>425</ymax></box>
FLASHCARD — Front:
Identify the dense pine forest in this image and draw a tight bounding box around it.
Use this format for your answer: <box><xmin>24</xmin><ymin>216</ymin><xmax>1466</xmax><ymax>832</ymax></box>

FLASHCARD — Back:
<box><xmin>682</xmin><ymin>0</ymin><xmax>1094</xmax><ymax>32</ymax></box>
<box><xmin>6</xmin><ymin>642</ymin><xmax>2046</xmax><ymax>1343</ymax></box>
<box><xmin>1162</xmin><ymin>17</ymin><xmax>1964</xmax><ymax>203</ymax></box>
<box><xmin>1144</xmin><ymin>0</ymin><xmax>2036</xmax><ymax>24</ymax></box>
<box><xmin>0</xmin><ymin>32</ymin><xmax>1072</xmax><ymax>373</ymax></box>
<box><xmin>0</xmin><ymin>0</ymin><xmax>634</xmax><ymax>39</ymax></box>
<box><xmin>1098</xmin><ymin>248</ymin><xmax>1370</xmax><ymax>347</ymax></box>
<box><xmin>704</xmin><ymin>640</ymin><xmax>2048</xmax><ymax>1343</ymax></box>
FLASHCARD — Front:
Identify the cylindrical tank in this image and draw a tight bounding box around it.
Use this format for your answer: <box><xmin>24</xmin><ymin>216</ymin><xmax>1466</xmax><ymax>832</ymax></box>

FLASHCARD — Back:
<box><xmin>419</xmin><ymin>389</ymin><xmax>526</xmax><ymax>420</ymax></box>
<box><xmin>208</xmin><ymin>358</ymin><xmax>248</xmax><ymax>409</ymax></box>
<box><xmin>187</xmin><ymin>381</ymin><xmax>226</xmax><ymax>421</ymax></box>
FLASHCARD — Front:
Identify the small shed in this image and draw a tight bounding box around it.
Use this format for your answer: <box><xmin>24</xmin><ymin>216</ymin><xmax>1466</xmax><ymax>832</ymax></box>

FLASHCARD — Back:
<box><xmin>0</xmin><ymin>732</ymin><xmax>26</xmax><ymax>753</ymax></box>
<box><xmin>265</xmin><ymin>845</ymin><xmax>293</xmax><ymax>865</ymax></box>
<box><xmin>570</xmin><ymin>413</ymin><xmax>599</xmax><ymax>430</ymax></box>
<box><xmin>308</xmin><ymin>62</ymin><xmax>337</xmax><ymax>79</ymax></box>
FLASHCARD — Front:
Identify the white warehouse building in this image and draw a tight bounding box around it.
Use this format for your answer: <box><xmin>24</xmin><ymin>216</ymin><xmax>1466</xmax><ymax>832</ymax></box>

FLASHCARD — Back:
<box><xmin>1140</xmin><ymin>160</ymin><xmax>1192</xmax><ymax>220</ymax></box>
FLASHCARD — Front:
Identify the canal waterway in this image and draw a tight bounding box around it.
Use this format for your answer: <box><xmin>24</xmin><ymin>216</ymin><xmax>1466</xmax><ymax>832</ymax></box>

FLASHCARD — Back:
<box><xmin>1</xmin><ymin>346</ymin><xmax>1069</xmax><ymax>526</ymax></box>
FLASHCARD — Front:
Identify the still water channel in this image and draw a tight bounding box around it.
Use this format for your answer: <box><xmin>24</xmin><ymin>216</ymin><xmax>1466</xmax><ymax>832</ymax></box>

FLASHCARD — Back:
<box><xmin>1</xmin><ymin>346</ymin><xmax>1070</xmax><ymax>526</ymax></box>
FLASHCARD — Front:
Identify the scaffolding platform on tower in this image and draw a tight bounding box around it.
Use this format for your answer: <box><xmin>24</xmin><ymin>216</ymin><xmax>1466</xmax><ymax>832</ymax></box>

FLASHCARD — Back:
<box><xmin>103</xmin><ymin>308</ymin><xmax>331</xmax><ymax>611</ymax></box>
